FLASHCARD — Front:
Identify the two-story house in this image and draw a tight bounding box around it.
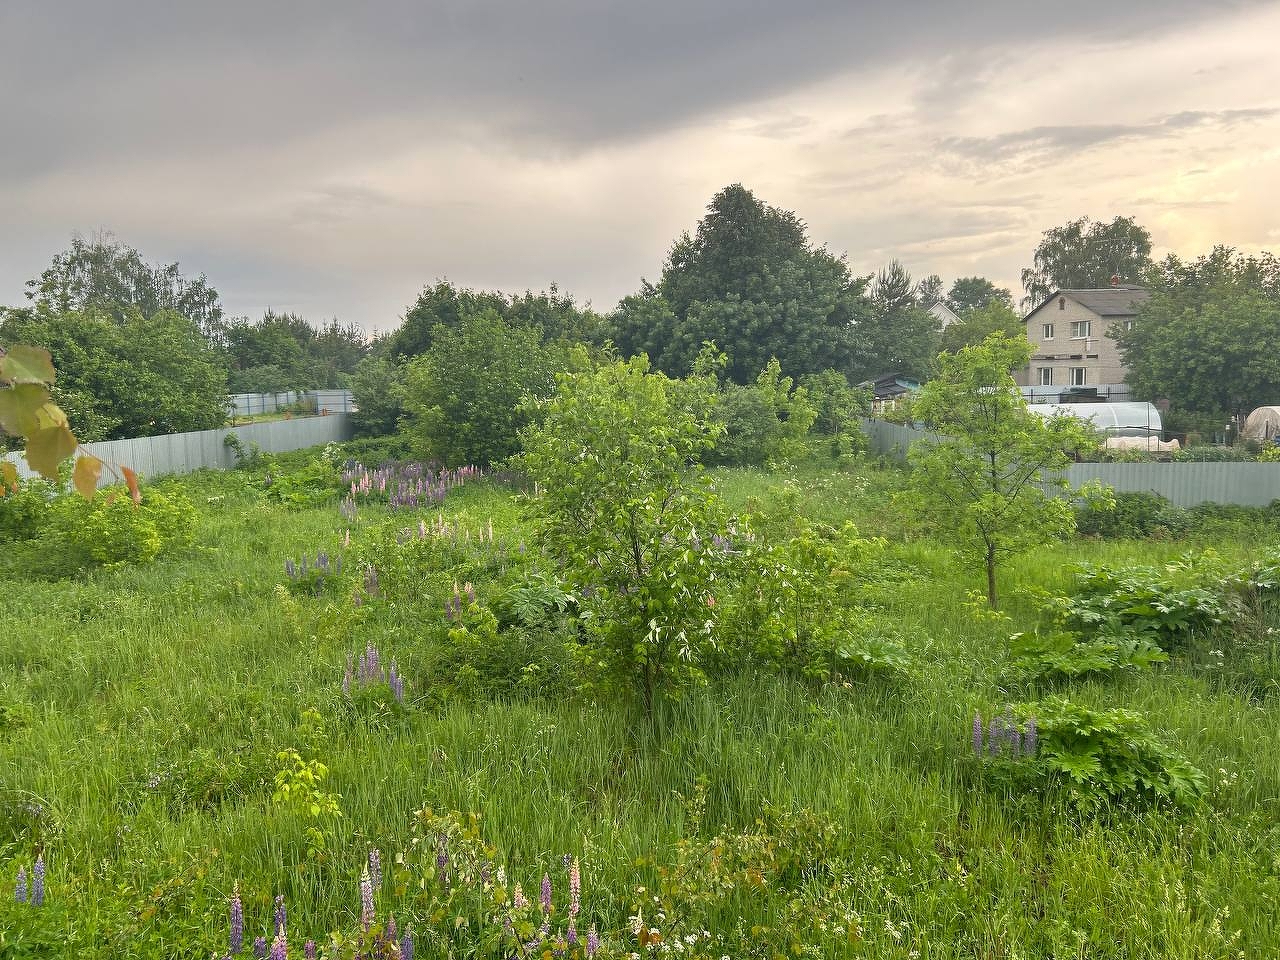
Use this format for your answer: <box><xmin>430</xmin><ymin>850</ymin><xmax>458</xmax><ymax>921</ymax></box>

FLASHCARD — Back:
<box><xmin>1014</xmin><ymin>284</ymin><xmax>1149</xmax><ymax>401</ymax></box>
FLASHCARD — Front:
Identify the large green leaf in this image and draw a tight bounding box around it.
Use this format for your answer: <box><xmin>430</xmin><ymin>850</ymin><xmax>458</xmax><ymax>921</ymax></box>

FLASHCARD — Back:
<box><xmin>25</xmin><ymin>423</ymin><xmax>78</xmax><ymax>478</ymax></box>
<box><xmin>0</xmin><ymin>344</ymin><xmax>57</xmax><ymax>385</ymax></box>
<box><xmin>0</xmin><ymin>383</ymin><xmax>51</xmax><ymax>436</ymax></box>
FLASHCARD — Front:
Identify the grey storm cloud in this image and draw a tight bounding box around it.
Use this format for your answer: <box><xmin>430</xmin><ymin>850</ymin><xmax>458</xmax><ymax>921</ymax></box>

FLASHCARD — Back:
<box><xmin>1</xmin><ymin>0</ymin><xmax>1277</xmax><ymax>326</ymax></box>
<box><xmin>0</xmin><ymin>0</ymin><xmax>1264</xmax><ymax>177</ymax></box>
<box><xmin>938</xmin><ymin>108</ymin><xmax>1279</xmax><ymax>166</ymax></box>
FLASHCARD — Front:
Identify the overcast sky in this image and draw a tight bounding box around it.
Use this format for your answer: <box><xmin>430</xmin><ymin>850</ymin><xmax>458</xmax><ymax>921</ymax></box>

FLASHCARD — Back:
<box><xmin>3</xmin><ymin>0</ymin><xmax>1278</xmax><ymax>332</ymax></box>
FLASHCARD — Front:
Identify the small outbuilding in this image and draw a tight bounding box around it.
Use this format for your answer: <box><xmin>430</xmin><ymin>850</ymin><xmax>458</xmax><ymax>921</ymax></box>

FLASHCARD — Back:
<box><xmin>1243</xmin><ymin>406</ymin><xmax>1280</xmax><ymax>444</ymax></box>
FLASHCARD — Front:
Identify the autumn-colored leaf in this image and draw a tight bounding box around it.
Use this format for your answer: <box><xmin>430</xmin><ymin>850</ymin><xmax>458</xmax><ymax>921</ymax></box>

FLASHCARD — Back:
<box><xmin>0</xmin><ymin>460</ymin><xmax>16</xmax><ymax>491</ymax></box>
<box><xmin>73</xmin><ymin>454</ymin><xmax>103</xmax><ymax>499</ymax></box>
<box><xmin>122</xmin><ymin>465</ymin><xmax>141</xmax><ymax>504</ymax></box>
<box><xmin>0</xmin><ymin>344</ymin><xmax>57</xmax><ymax>385</ymax></box>
<box><xmin>0</xmin><ymin>383</ymin><xmax>51</xmax><ymax>436</ymax></box>
<box><xmin>25</xmin><ymin>423</ymin><xmax>79</xmax><ymax>478</ymax></box>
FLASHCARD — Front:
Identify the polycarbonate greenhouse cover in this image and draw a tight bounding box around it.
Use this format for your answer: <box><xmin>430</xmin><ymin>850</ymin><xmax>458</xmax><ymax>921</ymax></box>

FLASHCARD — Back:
<box><xmin>1026</xmin><ymin>402</ymin><xmax>1163</xmax><ymax>436</ymax></box>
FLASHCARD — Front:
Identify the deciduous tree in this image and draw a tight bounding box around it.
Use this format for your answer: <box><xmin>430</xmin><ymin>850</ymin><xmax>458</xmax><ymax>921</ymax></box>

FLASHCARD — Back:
<box><xmin>1116</xmin><ymin>248</ymin><xmax>1280</xmax><ymax>422</ymax></box>
<box><xmin>518</xmin><ymin>355</ymin><xmax>728</xmax><ymax>714</ymax></box>
<box><xmin>904</xmin><ymin>334</ymin><xmax>1096</xmax><ymax>608</ymax></box>
<box><xmin>1020</xmin><ymin>216</ymin><xmax>1153</xmax><ymax>310</ymax></box>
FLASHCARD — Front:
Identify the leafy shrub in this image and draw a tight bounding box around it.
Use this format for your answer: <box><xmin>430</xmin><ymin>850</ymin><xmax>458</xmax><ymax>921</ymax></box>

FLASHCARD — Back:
<box><xmin>1076</xmin><ymin>491</ymin><xmax>1182</xmax><ymax>539</ymax></box>
<box><xmin>43</xmin><ymin>486</ymin><xmax>197</xmax><ymax>568</ymax></box>
<box><xmin>262</xmin><ymin>457</ymin><xmax>341</xmax><ymax>508</ymax></box>
<box><xmin>706</xmin><ymin>358</ymin><xmax>817</xmax><ymax>467</ymax></box>
<box><xmin>719</xmin><ymin>518</ymin><xmax>913</xmax><ymax>684</ymax></box>
<box><xmin>1170</xmin><ymin>444</ymin><xmax>1253</xmax><ymax>461</ymax></box>
<box><xmin>420</xmin><ymin>597</ymin><xmax>584</xmax><ymax>702</ymax></box>
<box><xmin>1019</xmin><ymin>698</ymin><xmax>1207</xmax><ymax>808</ymax></box>
<box><xmin>1257</xmin><ymin>444</ymin><xmax>1280</xmax><ymax>462</ymax></box>
<box><xmin>0</xmin><ymin>476</ymin><xmax>56</xmax><ymax>542</ymax></box>
<box><xmin>799</xmin><ymin>368</ymin><xmax>870</xmax><ymax>464</ymax></box>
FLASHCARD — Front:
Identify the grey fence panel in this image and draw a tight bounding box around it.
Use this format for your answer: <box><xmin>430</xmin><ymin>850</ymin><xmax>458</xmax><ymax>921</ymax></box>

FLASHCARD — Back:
<box><xmin>861</xmin><ymin>419</ymin><xmax>931</xmax><ymax>461</ymax></box>
<box><xmin>857</xmin><ymin>418</ymin><xmax>1280</xmax><ymax>507</ymax></box>
<box><xmin>1061</xmin><ymin>462</ymin><xmax>1280</xmax><ymax>507</ymax></box>
<box><xmin>2</xmin><ymin>415</ymin><xmax>353</xmax><ymax>489</ymax></box>
<box><xmin>228</xmin><ymin>390</ymin><xmax>352</xmax><ymax>417</ymax></box>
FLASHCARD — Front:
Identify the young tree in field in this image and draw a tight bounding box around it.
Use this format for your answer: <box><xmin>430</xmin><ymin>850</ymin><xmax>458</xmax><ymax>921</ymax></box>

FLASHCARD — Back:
<box><xmin>905</xmin><ymin>334</ymin><xmax>1096</xmax><ymax>609</ymax></box>
<box><xmin>1020</xmin><ymin>216</ymin><xmax>1153</xmax><ymax>310</ymax></box>
<box><xmin>518</xmin><ymin>355</ymin><xmax>730</xmax><ymax>714</ymax></box>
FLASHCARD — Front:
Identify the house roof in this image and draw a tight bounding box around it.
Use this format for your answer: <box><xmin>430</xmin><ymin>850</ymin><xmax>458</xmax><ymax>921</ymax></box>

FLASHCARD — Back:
<box><xmin>1024</xmin><ymin>286</ymin><xmax>1149</xmax><ymax>322</ymax></box>
<box><xmin>927</xmin><ymin>301</ymin><xmax>962</xmax><ymax>327</ymax></box>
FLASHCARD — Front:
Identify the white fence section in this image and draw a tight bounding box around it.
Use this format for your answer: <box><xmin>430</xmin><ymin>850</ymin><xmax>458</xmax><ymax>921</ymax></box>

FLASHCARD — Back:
<box><xmin>860</xmin><ymin>418</ymin><xmax>1280</xmax><ymax>507</ymax></box>
<box><xmin>229</xmin><ymin>390</ymin><xmax>355</xmax><ymax>417</ymax></box>
<box><xmin>3</xmin><ymin>415</ymin><xmax>353</xmax><ymax>489</ymax></box>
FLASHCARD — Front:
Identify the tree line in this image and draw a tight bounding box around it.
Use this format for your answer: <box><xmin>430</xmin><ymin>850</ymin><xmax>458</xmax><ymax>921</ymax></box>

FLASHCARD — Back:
<box><xmin>3</xmin><ymin>187</ymin><xmax>1277</xmax><ymax>447</ymax></box>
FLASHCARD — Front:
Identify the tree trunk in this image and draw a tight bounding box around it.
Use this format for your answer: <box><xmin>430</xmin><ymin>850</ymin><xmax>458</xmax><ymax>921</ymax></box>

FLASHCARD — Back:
<box><xmin>986</xmin><ymin>544</ymin><xmax>999</xmax><ymax>610</ymax></box>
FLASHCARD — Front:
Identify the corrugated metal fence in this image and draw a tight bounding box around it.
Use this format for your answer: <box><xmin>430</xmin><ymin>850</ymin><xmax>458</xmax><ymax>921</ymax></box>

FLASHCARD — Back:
<box><xmin>3</xmin><ymin>415</ymin><xmax>353</xmax><ymax>490</ymax></box>
<box><xmin>229</xmin><ymin>390</ymin><xmax>355</xmax><ymax>417</ymax></box>
<box><xmin>861</xmin><ymin>418</ymin><xmax>1280</xmax><ymax>507</ymax></box>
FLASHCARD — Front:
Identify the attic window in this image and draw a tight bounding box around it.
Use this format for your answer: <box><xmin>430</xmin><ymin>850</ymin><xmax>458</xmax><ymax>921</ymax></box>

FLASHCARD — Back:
<box><xmin>1058</xmin><ymin>297</ymin><xmax>1066</xmax><ymax>310</ymax></box>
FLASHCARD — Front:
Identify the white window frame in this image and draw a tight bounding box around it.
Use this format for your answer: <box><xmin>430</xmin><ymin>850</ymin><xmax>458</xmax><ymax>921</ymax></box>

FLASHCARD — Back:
<box><xmin>1123</xmin><ymin>319</ymin><xmax>1136</xmax><ymax>332</ymax></box>
<box><xmin>1041</xmin><ymin>323</ymin><xmax>1055</xmax><ymax>340</ymax></box>
<box><xmin>1038</xmin><ymin>367</ymin><xmax>1054</xmax><ymax>386</ymax></box>
<box><xmin>1070</xmin><ymin>367</ymin><xmax>1087</xmax><ymax>386</ymax></box>
<box><xmin>1070</xmin><ymin>320</ymin><xmax>1092</xmax><ymax>340</ymax></box>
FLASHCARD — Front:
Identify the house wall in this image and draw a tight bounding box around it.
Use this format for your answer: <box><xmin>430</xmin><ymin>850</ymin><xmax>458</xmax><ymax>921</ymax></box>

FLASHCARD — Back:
<box><xmin>1016</xmin><ymin>296</ymin><xmax>1131</xmax><ymax>393</ymax></box>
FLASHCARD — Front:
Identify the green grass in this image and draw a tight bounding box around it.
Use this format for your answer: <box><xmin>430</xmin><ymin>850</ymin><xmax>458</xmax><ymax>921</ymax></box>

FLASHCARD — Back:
<box><xmin>1</xmin><ymin>460</ymin><xmax>1278</xmax><ymax>957</ymax></box>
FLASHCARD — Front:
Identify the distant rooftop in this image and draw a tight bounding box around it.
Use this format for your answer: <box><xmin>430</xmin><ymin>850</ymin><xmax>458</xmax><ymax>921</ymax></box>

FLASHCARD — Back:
<box><xmin>1026</xmin><ymin>285</ymin><xmax>1149</xmax><ymax>319</ymax></box>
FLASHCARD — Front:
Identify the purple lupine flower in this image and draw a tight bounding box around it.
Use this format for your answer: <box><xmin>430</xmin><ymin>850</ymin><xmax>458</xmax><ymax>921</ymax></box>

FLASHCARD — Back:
<box><xmin>400</xmin><ymin>930</ymin><xmax>415</xmax><ymax>960</ymax></box>
<box><xmin>31</xmin><ymin>854</ymin><xmax>43</xmax><ymax>907</ymax></box>
<box><xmin>480</xmin><ymin>863</ymin><xmax>491</xmax><ymax>887</ymax></box>
<box><xmin>285</xmin><ymin>559</ymin><xmax>296</xmax><ymax>579</ymax></box>
<box><xmin>972</xmin><ymin>712</ymin><xmax>983</xmax><ymax>756</ymax></box>
<box><xmin>540</xmin><ymin>872</ymin><xmax>552</xmax><ymax>914</ymax></box>
<box><xmin>567</xmin><ymin>918</ymin><xmax>579</xmax><ymax>946</ymax></box>
<box><xmin>1011</xmin><ymin>730</ymin><xmax>1023</xmax><ymax>754</ymax></box>
<box><xmin>987</xmin><ymin>716</ymin><xmax>1004</xmax><ymax>756</ymax></box>
<box><xmin>1025</xmin><ymin>716</ymin><xmax>1038</xmax><ymax>756</ymax></box>
<box><xmin>512</xmin><ymin>883</ymin><xmax>528</xmax><ymax>909</ymax></box>
<box><xmin>386</xmin><ymin>915</ymin><xmax>397</xmax><ymax>941</ymax></box>
<box><xmin>434</xmin><ymin>835</ymin><xmax>449</xmax><ymax>885</ymax></box>
<box><xmin>303</xmin><ymin>940</ymin><xmax>316</xmax><ymax>960</ymax></box>
<box><xmin>15</xmin><ymin>866</ymin><xmax>26</xmax><ymax>903</ymax></box>
<box><xmin>369</xmin><ymin>848</ymin><xmax>382</xmax><ymax>888</ymax></box>
<box><xmin>269</xmin><ymin>932</ymin><xmax>287</xmax><ymax>960</ymax></box>
<box><xmin>253</xmin><ymin>936</ymin><xmax>268</xmax><ymax>959</ymax></box>
<box><xmin>274</xmin><ymin>894</ymin><xmax>286</xmax><ymax>936</ymax></box>
<box><xmin>569</xmin><ymin>858</ymin><xmax>581</xmax><ymax>918</ymax></box>
<box><xmin>359</xmin><ymin>867</ymin><xmax>375</xmax><ymax>931</ymax></box>
<box><xmin>230</xmin><ymin>882</ymin><xmax>244</xmax><ymax>953</ymax></box>
<box><xmin>587</xmin><ymin>924</ymin><xmax>600</xmax><ymax>957</ymax></box>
